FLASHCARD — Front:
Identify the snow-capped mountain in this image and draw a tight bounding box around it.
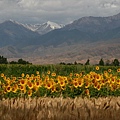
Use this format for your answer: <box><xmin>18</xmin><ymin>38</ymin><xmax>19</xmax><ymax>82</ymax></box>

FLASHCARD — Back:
<box><xmin>2</xmin><ymin>19</ymin><xmax>63</xmax><ymax>35</ymax></box>
<box><xmin>0</xmin><ymin>13</ymin><xmax>120</xmax><ymax>64</ymax></box>
<box><xmin>24</xmin><ymin>21</ymin><xmax>63</xmax><ymax>34</ymax></box>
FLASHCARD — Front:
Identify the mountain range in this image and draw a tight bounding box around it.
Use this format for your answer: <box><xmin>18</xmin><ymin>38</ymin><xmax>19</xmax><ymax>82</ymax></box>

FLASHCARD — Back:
<box><xmin>0</xmin><ymin>13</ymin><xmax>120</xmax><ymax>64</ymax></box>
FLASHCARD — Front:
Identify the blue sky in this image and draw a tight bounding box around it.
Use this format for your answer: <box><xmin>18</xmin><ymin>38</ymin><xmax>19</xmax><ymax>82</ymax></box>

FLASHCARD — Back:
<box><xmin>0</xmin><ymin>0</ymin><xmax>120</xmax><ymax>24</ymax></box>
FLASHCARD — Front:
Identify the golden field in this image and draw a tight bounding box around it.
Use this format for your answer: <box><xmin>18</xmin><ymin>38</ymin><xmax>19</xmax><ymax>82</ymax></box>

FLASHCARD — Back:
<box><xmin>0</xmin><ymin>97</ymin><xmax>120</xmax><ymax>120</ymax></box>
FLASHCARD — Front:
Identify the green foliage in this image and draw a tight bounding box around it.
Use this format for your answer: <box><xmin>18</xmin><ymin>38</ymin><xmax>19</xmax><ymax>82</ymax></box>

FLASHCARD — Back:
<box><xmin>9</xmin><ymin>58</ymin><xmax>32</xmax><ymax>65</ymax></box>
<box><xmin>85</xmin><ymin>59</ymin><xmax>90</xmax><ymax>65</ymax></box>
<box><xmin>112</xmin><ymin>59</ymin><xmax>119</xmax><ymax>66</ymax></box>
<box><xmin>0</xmin><ymin>56</ymin><xmax>8</xmax><ymax>64</ymax></box>
<box><xmin>36</xmin><ymin>87</ymin><xmax>47</xmax><ymax>97</ymax></box>
<box><xmin>99</xmin><ymin>58</ymin><xmax>104</xmax><ymax>66</ymax></box>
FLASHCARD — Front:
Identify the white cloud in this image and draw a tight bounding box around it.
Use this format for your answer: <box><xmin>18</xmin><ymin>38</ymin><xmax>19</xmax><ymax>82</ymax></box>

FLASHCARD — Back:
<box><xmin>0</xmin><ymin>0</ymin><xmax>120</xmax><ymax>24</ymax></box>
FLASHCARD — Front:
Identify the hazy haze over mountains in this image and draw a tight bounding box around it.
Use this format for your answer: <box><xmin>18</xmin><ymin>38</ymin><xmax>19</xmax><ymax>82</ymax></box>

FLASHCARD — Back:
<box><xmin>0</xmin><ymin>13</ymin><xmax>120</xmax><ymax>64</ymax></box>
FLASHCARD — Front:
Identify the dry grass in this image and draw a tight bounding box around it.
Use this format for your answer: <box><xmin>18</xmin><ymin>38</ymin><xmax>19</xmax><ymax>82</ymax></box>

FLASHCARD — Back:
<box><xmin>0</xmin><ymin>97</ymin><xmax>120</xmax><ymax>120</ymax></box>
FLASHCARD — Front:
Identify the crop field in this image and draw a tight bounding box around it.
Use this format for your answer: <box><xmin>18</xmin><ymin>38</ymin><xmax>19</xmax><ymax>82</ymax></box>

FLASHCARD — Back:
<box><xmin>0</xmin><ymin>64</ymin><xmax>120</xmax><ymax>120</ymax></box>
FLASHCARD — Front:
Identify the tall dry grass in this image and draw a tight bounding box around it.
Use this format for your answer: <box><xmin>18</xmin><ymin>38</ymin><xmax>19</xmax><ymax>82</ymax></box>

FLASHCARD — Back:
<box><xmin>0</xmin><ymin>97</ymin><xmax>120</xmax><ymax>120</ymax></box>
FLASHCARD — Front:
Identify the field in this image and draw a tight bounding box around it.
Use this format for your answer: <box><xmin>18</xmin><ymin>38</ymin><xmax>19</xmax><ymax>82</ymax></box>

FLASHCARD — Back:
<box><xmin>0</xmin><ymin>64</ymin><xmax>120</xmax><ymax>119</ymax></box>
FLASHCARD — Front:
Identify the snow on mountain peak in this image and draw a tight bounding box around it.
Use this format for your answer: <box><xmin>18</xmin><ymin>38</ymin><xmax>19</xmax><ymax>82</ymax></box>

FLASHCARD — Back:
<box><xmin>5</xmin><ymin>19</ymin><xmax>20</xmax><ymax>25</ymax></box>
<box><xmin>46</xmin><ymin>21</ymin><xmax>62</xmax><ymax>29</ymax></box>
<box><xmin>27</xmin><ymin>21</ymin><xmax>64</xmax><ymax>34</ymax></box>
<box><xmin>2</xmin><ymin>20</ymin><xmax>64</xmax><ymax>35</ymax></box>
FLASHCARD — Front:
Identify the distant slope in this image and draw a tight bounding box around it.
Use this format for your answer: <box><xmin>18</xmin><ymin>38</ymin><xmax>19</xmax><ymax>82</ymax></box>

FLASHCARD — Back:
<box><xmin>32</xmin><ymin>12</ymin><xmax>120</xmax><ymax>47</ymax></box>
<box><xmin>0</xmin><ymin>13</ymin><xmax>120</xmax><ymax>47</ymax></box>
<box><xmin>0</xmin><ymin>13</ymin><xmax>120</xmax><ymax>64</ymax></box>
<box><xmin>64</xmin><ymin>13</ymin><xmax>120</xmax><ymax>33</ymax></box>
<box><xmin>0</xmin><ymin>20</ymin><xmax>40</xmax><ymax>47</ymax></box>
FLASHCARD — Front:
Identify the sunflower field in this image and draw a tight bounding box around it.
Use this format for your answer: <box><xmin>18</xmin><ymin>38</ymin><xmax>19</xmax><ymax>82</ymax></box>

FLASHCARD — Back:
<box><xmin>0</xmin><ymin>64</ymin><xmax>120</xmax><ymax>99</ymax></box>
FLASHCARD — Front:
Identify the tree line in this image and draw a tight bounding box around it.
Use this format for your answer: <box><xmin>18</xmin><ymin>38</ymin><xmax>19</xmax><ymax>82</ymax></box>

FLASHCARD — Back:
<box><xmin>60</xmin><ymin>58</ymin><xmax>120</xmax><ymax>66</ymax></box>
<box><xmin>0</xmin><ymin>55</ymin><xmax>119</xmax><ymax>66</ymax></box>
<box><xmin>0</xmin><ymin>56</ymin><xmax>31</xmax><ymax>64</ymax></box>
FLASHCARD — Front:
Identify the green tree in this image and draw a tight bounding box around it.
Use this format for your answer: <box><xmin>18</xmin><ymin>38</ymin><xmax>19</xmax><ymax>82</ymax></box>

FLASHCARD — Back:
<box><xmin>74</xmin><ymin>61</ymin><xmax>77</xmax><ymax>65</ymax></box>
<box><xmin>18</xmin><ymin>58</ymin><xmax>31</xmax><ymax>64</ymax></box>
<box><xmin>9</xmin><ymin>61</ymin><xmax>17</xmax><ymax>64</ymax></box>
<box><xmin>112</xmin><ymin>59</ymin><xmax>119</xmax><ymax>66</ymax></box>
<box><xmin>85</xmin><ymin>59</ymin><xmax>90</xmax><ymax>65</ymax></box>
<box><xmin>0</xmin><ymin>56</ymin><xmax>8</xmax><ymax>64</ymax></box>
<box><xmin>99</xmin><ymin>58</ymin><xmax>104</xmax><ymax>66</ymax></box>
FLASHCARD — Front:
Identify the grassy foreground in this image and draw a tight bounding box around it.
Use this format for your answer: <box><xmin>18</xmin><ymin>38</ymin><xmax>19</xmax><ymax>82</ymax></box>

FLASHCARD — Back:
<box><xmin>0</xmin><ymin>97</ymin><xmax>120</xmax><ymax>120</ymax></box>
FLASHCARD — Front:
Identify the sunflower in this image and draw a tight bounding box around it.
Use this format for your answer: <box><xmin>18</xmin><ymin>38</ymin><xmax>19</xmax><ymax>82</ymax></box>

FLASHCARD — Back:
<box><xmin>59</xmin><ymin>80</ymin><xmax>65</xmax><ymax>87</ymax></box>
<box><xmin>37</xmin><ymin>75</ymin><xmax>40</xmax><ymax>79</ymax></box>
<box><xmin>111</xmin><ymin>77</ymin><xmax>116</xmax><ymax>84</ymax></box>
<box><xmin>117</xmin><ymin>79</ymin><xmax>120</xmax><ymax>85</ymax></box>
<box><xmin>74</xmin><ymin>73</ymin><xmax>79</xmax><ymax>77</ymax></box>
<box><xmin>26</xmin><ymin>74</ymin><xmax>30</xmax><ymax>78</ymax></box>
<box><xmin>73</xmin><ymin>81</ymin><xmax>79</xmax><ymax>88</ymax></box>
<box><xmin>47</xmin><ymin>70</ymin><xmax>51</xmax><ymax>75</ymax></box>
<box><xmin>6</xmin><ymin>77</ymin><xmax>11</xmax><ymax>84</ymax></box>
<box><xmin>57</xmin><ymin>75</ymin><xmax>63</xmax><ymax>82</ymax></box>
<box><xmin>12</xmin><ymin>86</ymin><xmax>18</xmax><ymax>93</ymax></box>
<box><xmin>27</xmin><ymin>89</ymin><xmax>33</xmax><ymax>97</ymax></box>
<box><xmin>29</xmin><ymin>77</ymin><xmax>34</xmax><ymax>81</ymax></box>
<box><xmin>12</xmin><ymin>77</ymin><xmax>17</xmax><ymax>82</ymax></box>
<box><xmin>95</xmin><ymin>66</ymin><xmax>99</xmax><ymax>71</ymax></box>
<box><xmin>21</xmin><ymin>73</ymin><xmax>25</xmax><ymax>77</ymax></box>
<box><xmin>104</xmin><ymin>71</ymin><xmax>108</xmax><ymax>77</ymax></box>
<box><xmin>34</xmin><ymin>81</ymin><xmax>41</xmax><ymax>88</ymax></box>
<box><xmin>21</xmin><ymin>89</ymin><xmax>26</xmax><ymax>94</ymax></box>
<box><xmin>61</xmin><ymin>85</ymin><xmax>66</xmax><ymax>90</ymax></box>
<box><xmin>33</xmin><ymin>85</ymin><xmax>39</xmax><ymax>92</ymax></box>
<box><xmin>27</xmin><ymin>81</ymin><xmax>33</xmax><ymax>89</ymax></box>
<box><xmin>46</xmin><ymin>81</ymin><xmax>53</xmax><ymax>89</ymax></box>
<box><xmin>1</xmin><ymin>73</ymin><xmax>4</xmax><ymax>77</ymax></box>
<box><xmin>51</xmin><ymin>72</ymin><xmax>56</xmax><ymax>77</ymax></box>
<box><xmin>73</xmin><ymin>78</ymin><xmax>78</xmax><ymax>82</ymax></box>
<box><xmin>51</xmin><ymin>85</ymin><xmax>56</xmax><ymax>92</ymax></box>
<box><xmin>96</xmin><ymin>84</ymin><xmax>101</xmax><ymax>91</ymax></box>
<box><xmin>85</xmin><ymin>89</ymin><xmax>90</xmax><ymax>96</ymax></box>
<box><xmin>6</xmin><ymin>85</ymin><xmax>11</xmax><ymax>92</ymax></box>
<box><xmin>11</xmin><ymin>84</ymin><xmax>18</xmax><ymax>93</ymax></box>
<box><xmin>108</xmin><ymin>69</ymin><xmax>112</xmax><ymax>73</ymax></box>
<box><xmin>78</xmin><ymin>79</ymin><xmax>84</xmax><ymax>87</ymax></box>
<box><xmin>79</xmin><ymin>72</ymin><xmax>83</xmax><ymax>77</ymax></box>
<box><xmin>45</xmin><ymin>75</ymin><xmax>49</xmax><ymax>81</ymax></box>
<box><xmin>85</xmin><ymin>81</ymin><xmax>90</xmax><ymax>88</ymax></box>
<box><xmin>110</xmin><ymin>84</ymin><xmax>117</xmax><ymax>91</ymax></box>
<box><xmin>109</xmin><ymin>74</ymin><xmax>113</xmax><ymax>78</ymax></box>
<box><xmin>20</xmin><ymin>79</ymin><xmax>26</xmax><ymax>86</ymax></box>
<box><xmin>92</xmin><ymin>79</ymin><xmax>97</xmax><ymax>84</ymax></box>
<box><xmin>117</xmin><ymin>68</ymin><xmax>120</xmax><ymax>73</ymax></box>
<box><xmin>31</xmin><ymin>74</ymin><xmax>34</xmax><ymax>77</ymax></box>
<box><xmin>19</xmin><ymin>85</ymin><xmax>26</xmax><ymax>91</ymax></box>
<box><xmin>69</xmin><ymin>73</ymin><xmax>73</xmax><ymax>77</ymax></box>
<box><xmin>94</xmin><ymin>82</ymin><xmax>98</xmax><ymax>89</ymax></box>
<box><xmin>100</xmin><ymin>79</ymin><xmax>106</xmax><ymax>86</ymax></box>
<box><xmin>36</xmin><ymin>71</ymin><xmax>39</xmax><ymax>75</ymax></box>
<box><xmin>95</xmin><ymin>74</ymin><xmax>101</xmax><ymax>81</ymax></box>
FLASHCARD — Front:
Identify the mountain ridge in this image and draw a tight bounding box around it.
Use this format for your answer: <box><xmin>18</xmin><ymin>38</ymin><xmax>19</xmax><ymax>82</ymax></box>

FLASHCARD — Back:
<box><xmin>0</xmin><ymin>13</ymin><xmax>120</xmax><ymax>64</ymax></box>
